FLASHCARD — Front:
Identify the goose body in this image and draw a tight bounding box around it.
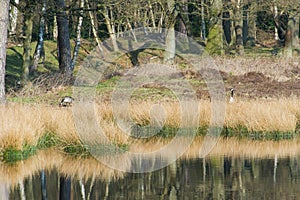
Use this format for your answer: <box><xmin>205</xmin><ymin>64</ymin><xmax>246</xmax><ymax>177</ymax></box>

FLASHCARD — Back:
<box><xmin>229</xmin><ymin>88</ymin><xmax>235</xmax><ymax>103</ymax></box>
<box><xmin>59</xmin><ymin>96</ymin><xmax>74</xmax><ymax>107</ymax></box>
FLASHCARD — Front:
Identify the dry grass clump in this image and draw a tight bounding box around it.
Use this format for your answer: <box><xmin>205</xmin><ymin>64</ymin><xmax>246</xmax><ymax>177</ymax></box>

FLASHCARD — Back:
<box><xmin>41</xmin><ymin>106</ymin><xmax>78</xmax><ymax>143</ymax></box>
<box><xmin>0</xmin><ymin>104</ymin><xmax>45</xmax><ymax>149</ymax></box>
<box><xmin>225</xmin><ymin>98</ymin><xmax>299</xmax><ymax>132</ymax></box>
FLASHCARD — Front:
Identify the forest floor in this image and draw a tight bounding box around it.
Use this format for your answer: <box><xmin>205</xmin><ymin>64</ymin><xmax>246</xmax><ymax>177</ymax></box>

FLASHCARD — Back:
<box><xmin>5</xmin><ymin>40</ymin><xmax>300</xmax><ymax>104</ymax></box>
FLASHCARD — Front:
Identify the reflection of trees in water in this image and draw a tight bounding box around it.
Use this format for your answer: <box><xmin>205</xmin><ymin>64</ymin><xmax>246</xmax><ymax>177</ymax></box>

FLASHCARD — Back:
<box><xmin>6</xmin><ymin>154</ymin><xmax>300</xmax><ymax>199</ymax></box>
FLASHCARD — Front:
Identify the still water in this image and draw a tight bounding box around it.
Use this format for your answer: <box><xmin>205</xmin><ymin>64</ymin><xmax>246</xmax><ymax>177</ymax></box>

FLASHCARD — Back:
<box><xmin>2</xmin><ymin>139</ymin><xmax>300</xmax><ymax>199</ymax></box>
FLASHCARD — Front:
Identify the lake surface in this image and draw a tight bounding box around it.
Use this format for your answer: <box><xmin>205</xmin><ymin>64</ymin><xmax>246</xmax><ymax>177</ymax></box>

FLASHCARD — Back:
<box><xmin>2</xmin><ymin>139</ymin><xmax>300</xmax><ymax>199</ymax></box>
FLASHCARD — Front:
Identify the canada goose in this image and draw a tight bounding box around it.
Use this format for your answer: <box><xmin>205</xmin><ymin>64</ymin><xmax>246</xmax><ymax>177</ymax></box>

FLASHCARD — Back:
<box><xmin>59</xmin><ymin>96</ymin><xmax>74</xmax><ymax>107</ymax></box>
<box><xmin>229</xmin><ymin>88</ymin><xmax>235</xmax><ymax>103</ymax></box>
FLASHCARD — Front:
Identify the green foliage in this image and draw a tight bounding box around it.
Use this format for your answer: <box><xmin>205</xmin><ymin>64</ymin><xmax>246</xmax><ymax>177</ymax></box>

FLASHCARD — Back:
<box><xmin>37</xmin><ymin>132</ymin><xmax>60</xmax><ymax>149</ymax></box>
<box><xmin>2</xmin><ymin>144</ymin><xmax>37</xmax><ymax>163</ymax></box>
<box><xmin>62</xmin><ymin>143</ymin><xmax>90</xmax><ymax>157</ymax></box>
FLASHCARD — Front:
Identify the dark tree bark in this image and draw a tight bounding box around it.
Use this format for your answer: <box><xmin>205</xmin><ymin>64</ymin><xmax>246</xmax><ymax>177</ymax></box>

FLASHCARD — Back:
<box><xmin>223</xmin><ymin>6</ymin><xmax>232</xmax><ymax>45</ymax></box>
<box><xmin>284</xmin><ymin>18</ymin><xmax>293</xmax><ymax>57</ymax></box>
<box><xmin>55</xmin><ymin>0</ymin><xmax>72</xmax><ymax>77</ymax></box>
<box><xmin>21</xmin><ymin>1</ymin><xmax>34</xmax><ymax>83</ymax></box>
<box><xmin>247</xmin><ymin>1</ymin><xmax>257</xmax><ymax>46</ymax></box>
<box><xmin>0</xmin><ymin>0</ymin><xmax>9</xmax><ymax>103</ymax></box>
<box><xmin>234</xmin><ymin>0</ymin><xmax>244</xmax><ymax>55</ymax></box>
<box><xmin>201</xmin><ymin>0</ymin><xmax>206</xmax><ymax>40</ymax></box>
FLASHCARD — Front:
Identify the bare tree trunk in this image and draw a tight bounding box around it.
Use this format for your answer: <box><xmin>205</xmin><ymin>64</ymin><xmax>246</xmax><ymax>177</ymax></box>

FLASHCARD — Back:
<box><xmin>0</xmin><ymin>0</ymin><xmax>9</xmax><ymax>103</ymax></box>
<box><xmin>292</xmin><ymin>14</ymin><xmax>299</xmax><ymax>49</ymax></box>
<box><xmin>103</xmin><ymin>6</ymin><xmax>119</xmax><ymax>52</ymax></box>
<box><xmin>179</xmin><ymin>0</ymin><xmax>189</xmax><ymax>36</ymax></box>
<box><xmin>55</xmin><ymin>0</ymin><xmax>72</xmax><ymax>77</ymax></box>
<box><xmin>71</xmin><ymin>0</ymin><xmax>85</xmax><ymax>71</ymax></box>
<box><xmin>234</xmin><ymin>0</ymin><xmax>244</xmax><ymax>55</ymax></box>
<box><xmin>274</xmin><ymin>3</ymin><xmax>279</xmax><ymax>41</ymax></box>
<box><xmin>127</xmin><ymin>19</ymin><xmax>137</xmax><ymax>42</ymax></box>
<box><xmin>247</xmin><ymin>1</ymin><xmax>257</xmax><ymax>46</ymax></box>
<box><xmin>148</xmin><ymin>1</ymin><xmax>156</xmax><ymax>29</ymax></box>
<box><xmin>9</xmin><ymin>0</ymin><xmax>19</xmax><ymax>36</ymax></box>
<box><xmin>22</xmin><ymin>8</ymin><xmax>34</xmax><ymax>83</ymax></box>
<box><xmin>53</xmin><ymin>15</ymin><xmax>58</xmax><ymax>40</ymax></box>
<box><xmin>85</xmin><ymin>0</ymin><xmax>104</xmax><ymax>55</ymax></box>
<box><xmin>230</xmin><ymin>9</ymin><xmax>236</xmax><ymax>46</ymax></box>
<box><xmin>201</xmin><ymin>0</ymin><xmax>206</xmax><ymax>40</ymax></box>
<box><xmin>164</xmin><ymin>0</ymin><xmax>178</xmax><ymax>64</ymax></box>
<box><xmin>31</xmin><ymin>0</ymin><xmax>46</xmax><ymax>75</ymax></box>
<box><xmin>284</xmin><ymin>13</ymin><xmax>299</xmax><ymax>57</ymax></box>
<box><xmin>157</xmin><ymin>10</ymin><xmax>164</xmax><ymax>33</ymax></box>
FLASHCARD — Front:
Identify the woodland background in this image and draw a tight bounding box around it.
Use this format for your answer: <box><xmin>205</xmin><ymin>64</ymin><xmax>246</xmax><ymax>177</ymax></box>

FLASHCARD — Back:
<box><xmin>0</xmin><ymin>0</ymin><xmax>299</xmax><ymax>102</ymax></box>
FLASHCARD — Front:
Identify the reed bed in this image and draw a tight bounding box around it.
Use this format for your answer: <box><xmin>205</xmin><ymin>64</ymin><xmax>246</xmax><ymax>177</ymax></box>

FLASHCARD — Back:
<box><xmin>0</xmin><ymin>98</ymin><xmax>299</xmax><ymax>159</ymax></box>
<box><xmin>225</xmin><ymin>98</ymin><xmax>299</xmax><ymax>132</ymax></box>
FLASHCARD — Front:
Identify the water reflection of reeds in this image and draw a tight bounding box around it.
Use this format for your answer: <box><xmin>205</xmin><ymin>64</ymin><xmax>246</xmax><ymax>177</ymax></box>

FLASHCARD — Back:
<box><xmin>0</xmin><ymin>148</ymin><xmax>128</xmax><ymax>189</ymax></box>
<box><xmin>1</xmin><ymin>137</ymin><xmax>300</xmax><ymax>188</ymax></box>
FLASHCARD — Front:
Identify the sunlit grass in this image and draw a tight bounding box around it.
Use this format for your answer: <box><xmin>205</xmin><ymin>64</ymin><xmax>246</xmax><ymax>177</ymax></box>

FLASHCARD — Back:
<box><xmin>0</xmin><ymin>98</ymin><xmax>299</xmax><ymax>162</ymax></box>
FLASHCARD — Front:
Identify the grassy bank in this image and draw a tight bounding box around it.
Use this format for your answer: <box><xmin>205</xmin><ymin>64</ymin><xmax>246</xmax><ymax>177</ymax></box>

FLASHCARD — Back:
<box><xmin>0</xmin><ymin>98</ymin><xmax>299</xmax><ymax>162</ymax></box>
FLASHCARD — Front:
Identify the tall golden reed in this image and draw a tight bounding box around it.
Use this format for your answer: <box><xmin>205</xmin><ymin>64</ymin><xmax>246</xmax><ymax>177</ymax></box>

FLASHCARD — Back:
<box><xmin>0</xmin><ymin>98</ymin><xmax>299</xmax><ymax>149</ymax></box>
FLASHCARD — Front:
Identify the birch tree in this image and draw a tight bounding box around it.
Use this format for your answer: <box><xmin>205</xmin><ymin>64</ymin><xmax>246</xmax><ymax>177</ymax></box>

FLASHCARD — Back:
<box><xmin>31</xmin><ymin>0</ymin><xmax>46</xmax><ymax>75</ymax></box>
<box><xmin>9</xmin><ymin>0</ymin><xmax>19</xmax><ymax>36</ymax></box>
<box><xmin>103</xmin><ymin>5</ymin><xmax>119</xmax><ymax>52</ymax></box>
<box><xmin>71</xmin><ymin>0</ymin><xmax>85</xmax><ymax>71</ymax></box>
<box><xmin>201</xmin><ymin>0</ymin><xmax>206</xmax><ymax>40</ymax></box>
<box><xmin>85</xmin><ymin>0</ymin><xmax>104</xmax><ymax>55</ymax></box>
<box><xmin>0</xmin><ymin>0</ymin><xmax>9</xmax><ymax>103</ymax></box>
<box><xmin>164</xmin><ymin>0</ymin><xmax>178</xmax><ymax>64</ymax></box>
